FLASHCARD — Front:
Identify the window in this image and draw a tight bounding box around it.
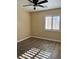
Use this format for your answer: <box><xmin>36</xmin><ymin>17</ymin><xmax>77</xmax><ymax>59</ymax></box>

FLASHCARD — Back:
<box><xmin>45</xmin><ymin>16</ymin><xmax>60</xmax><ymax>31</ymax></box>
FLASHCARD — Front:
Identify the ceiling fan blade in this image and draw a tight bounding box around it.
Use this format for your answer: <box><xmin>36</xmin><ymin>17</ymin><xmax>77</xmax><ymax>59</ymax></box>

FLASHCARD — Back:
<box><xmin>37</xmin><ymin>5</ymin><xmax>45</xmax><ymax>8</ymax></box>
<box><xmin>37</xmin><ymin>5</ymin><xmax>47</xmax><ymax>8</ymax></box>
<box><xmin>23</xmin><ymin>4</ymin><xmax>33</xmax><ymax>7</ymax></box>
<box><xmin>28</xmin><ymin>0</ymin><xmax>33</xmax><ymax>3</ymax></box>
<box><xmin>38</xmin><ymin>0</ymin><xmax>48</xmax><ymax>4</ymax></box>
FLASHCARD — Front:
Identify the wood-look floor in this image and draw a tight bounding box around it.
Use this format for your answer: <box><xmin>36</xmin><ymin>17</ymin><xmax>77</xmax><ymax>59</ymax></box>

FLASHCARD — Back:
<box><xmin>17</xmin><ymin>37</ymin><xmax>61</xmax><ymax>59</ymax></box>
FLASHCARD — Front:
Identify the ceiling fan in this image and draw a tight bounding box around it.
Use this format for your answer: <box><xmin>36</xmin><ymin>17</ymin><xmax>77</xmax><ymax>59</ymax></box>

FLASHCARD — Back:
<box><xmin>23</xmin><ymin>0</ymin><xmax>48</xmax><ymax>10</ymax></box>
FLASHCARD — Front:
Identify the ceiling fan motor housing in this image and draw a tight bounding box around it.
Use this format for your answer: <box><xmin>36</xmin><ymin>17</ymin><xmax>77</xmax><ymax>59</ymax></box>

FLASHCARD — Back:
<box><xmin>33</xmin><ymin>0</ymin><xmax>38</xmax><ymax>5</ymax></box>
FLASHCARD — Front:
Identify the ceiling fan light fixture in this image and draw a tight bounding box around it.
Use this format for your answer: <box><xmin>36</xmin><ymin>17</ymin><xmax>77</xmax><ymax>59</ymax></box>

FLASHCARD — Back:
<box><xmin>34</xmin><ymin>7</ymin><xmax>36</xmax><ymax>10</ymax></box>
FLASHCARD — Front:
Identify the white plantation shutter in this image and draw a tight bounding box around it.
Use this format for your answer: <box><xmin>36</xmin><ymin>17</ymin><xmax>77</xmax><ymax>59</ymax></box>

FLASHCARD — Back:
<box><xmin>53</xmin><ymin>16</ymin><xmax>60</xmax><ymax>30</ymax></box>
<box><xmin>45</xmin><ymin>16</ymin><xmax>60</xmax><ymax>31</ymax></box>
<box><xmin>45</xmin><ymin>16</ymin><xmax>52</xmax><ymax>30</ymax></box>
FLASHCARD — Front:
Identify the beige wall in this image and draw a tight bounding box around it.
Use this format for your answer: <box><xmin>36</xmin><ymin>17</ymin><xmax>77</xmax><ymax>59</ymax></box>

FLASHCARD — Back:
<box><xmin>17</xmin><ymin>5</ymin><xmax>31</xmax><ymax>41</ymax></box>
<box><xmin>31</xmin><ymin>8</ymin><xmax>61</xmax><ymax>40</ymax></box>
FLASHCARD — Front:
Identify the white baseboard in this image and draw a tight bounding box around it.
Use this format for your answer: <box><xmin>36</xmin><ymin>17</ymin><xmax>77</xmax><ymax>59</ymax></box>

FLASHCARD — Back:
<box><xmin>17</xmin><ymin>36</ymin><xmax>61</xmax><ymax>43</ymax></box>
<box><xmin>17</xmin><ymin>36</ymin><xmax>31</xmax><ymax>43</ymax></box>
<box><xmin>31</xmin><ymin>36</ymin><xmax>61</xmax><ymax>43</ymax></box>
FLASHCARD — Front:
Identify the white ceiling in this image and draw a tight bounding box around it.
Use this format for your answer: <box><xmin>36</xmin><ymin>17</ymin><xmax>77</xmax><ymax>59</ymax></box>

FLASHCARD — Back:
<box><xmin>17</xmin><ymin>0</ymin><xmax>61</xmax><ymax>12</ymax></box>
